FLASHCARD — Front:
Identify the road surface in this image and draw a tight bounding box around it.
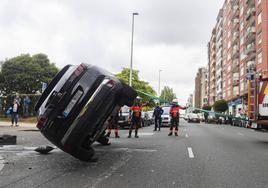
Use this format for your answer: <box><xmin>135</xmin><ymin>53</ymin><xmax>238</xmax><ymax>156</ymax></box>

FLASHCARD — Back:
<box><xmin>0</xmin><ymin>120</ymin><xmax>267</xmax><ymax>188</ymax></box>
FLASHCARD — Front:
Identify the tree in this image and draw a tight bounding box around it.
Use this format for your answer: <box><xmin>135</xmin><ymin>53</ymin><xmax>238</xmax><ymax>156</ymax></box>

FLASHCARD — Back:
<box><xmin>115</xmin><ymin>68</ymin><xmax>156</xmax><ymax>102</ymax></box>
<box><xmin>160</xmin><ymin>86</ymin><xmax>176</xmax><ymax>102</ymax></box>
<box><xmin>0</xmin><ymin>53</ymin><xmax>58</xmax><ymax>95</ymax></box>
<box><xmin>213</xmin><ymin>99</ymin><xmax>228</xmax><ymax>112</ymax></box>
<box><xmin>202</xmin><ymin>105</ymin><xmax>212</xmax><ymax>111</ymax></box>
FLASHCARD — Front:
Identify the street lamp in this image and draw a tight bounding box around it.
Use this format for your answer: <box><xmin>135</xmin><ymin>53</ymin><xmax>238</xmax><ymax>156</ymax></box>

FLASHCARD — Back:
<box><xmin>158</xmin><ymin>70</ymin><xmax>162</xmax><ymax>97</ymax></box>
<box><xmin>129</xmin><ymin>12</ymin><xmax>139</xmax><ymax>87</ymax></box>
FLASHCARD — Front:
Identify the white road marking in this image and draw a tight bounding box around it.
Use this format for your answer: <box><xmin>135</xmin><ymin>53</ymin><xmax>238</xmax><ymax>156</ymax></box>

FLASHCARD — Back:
<box><xmin>185</xmin><ymin>134</ymin><xmax>189</xmax><ymax>138</ymax></box>
<box><xmin>0</xmin><ymin>155</ymin><xmax>4</xmax><ymax>173</ymax></box>
<box><xmin>187</xmin><ymin>147</ymin><xmax>194</xmax><ymax>158</ymax></box>
<box><xmin>237</xmin><ymin>132</ymin><xmax>244</xmax><ymax>136</ymax></box>
<box><xmin>96</xmin><ymin>147</ymin><xmax>157</xmax><ymax>153</ymax></box>
<box><xmin>124</xmin><ymin>132</ymin><xmax>155</xmax><ymax>136</ymax></box>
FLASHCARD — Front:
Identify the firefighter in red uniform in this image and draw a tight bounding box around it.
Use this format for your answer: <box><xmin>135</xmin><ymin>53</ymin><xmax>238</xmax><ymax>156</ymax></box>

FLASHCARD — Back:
<box><xmin>105</xmin><ymin>107</ymin><xmax>121</xmax><ymax>138</ymax></box>
<box><xmin>169</xmin><ymin>99</ymin><xmax>186</xmax><ymax>136</ymax></box>
<box><xmin>128</xmin><ymin>97</ymin><xmax>148</xmax><ymax>138</ymax></box>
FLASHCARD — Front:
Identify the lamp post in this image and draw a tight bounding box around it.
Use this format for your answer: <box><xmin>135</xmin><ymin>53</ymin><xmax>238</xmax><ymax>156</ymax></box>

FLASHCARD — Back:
<box><xmin>129</xmin><ymin>12</ymin><xmax>139</xmax><ymax>87</ymax></box>
<box><xmin>158</xmin><ymin>70</ymin><xmax>162</xmax><ymax>97</ymax></box>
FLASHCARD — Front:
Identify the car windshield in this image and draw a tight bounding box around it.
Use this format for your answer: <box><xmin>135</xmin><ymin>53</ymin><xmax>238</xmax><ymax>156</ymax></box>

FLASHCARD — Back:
<box><xmin>121</xmin><ymin>106</ymin><xmax>130</xmax><ymax>113</ymax></box>
<box><xmin>162</xmin><ymin>106</ymin><xmax>170</xmax><ymax>115</ymax></box>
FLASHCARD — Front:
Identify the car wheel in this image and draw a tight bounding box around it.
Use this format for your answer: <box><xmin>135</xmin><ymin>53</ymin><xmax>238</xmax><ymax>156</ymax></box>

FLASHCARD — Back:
<box><xmin>117</xmin><ymin>82</ymin><xmax>137</xmax><ymax>107</ymax></box>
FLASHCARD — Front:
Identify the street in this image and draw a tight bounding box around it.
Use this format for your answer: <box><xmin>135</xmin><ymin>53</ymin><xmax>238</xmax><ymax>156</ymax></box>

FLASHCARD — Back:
<box><xmin>0</xmin><ymin>120</ymin><xmax>268</xmax><ymax>188</ymax></box>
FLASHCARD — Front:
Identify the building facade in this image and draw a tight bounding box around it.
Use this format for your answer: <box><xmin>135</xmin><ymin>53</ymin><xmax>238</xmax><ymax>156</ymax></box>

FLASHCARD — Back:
<box><xmin>194</xmin><ymin>67</ymin><xmax>208</xmax><ymax>108</ymax></box>
<box><xmin>205</xmin><ymin>0</ymin><xmax>268</xmax><ymax>115</ymax></box>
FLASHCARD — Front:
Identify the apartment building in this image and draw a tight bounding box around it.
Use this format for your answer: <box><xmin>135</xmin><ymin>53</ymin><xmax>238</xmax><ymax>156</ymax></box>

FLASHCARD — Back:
<box><xmin>206</xmin><ymin>0</ymin><xmax>268</xmax><ymax>115</ymax></box>
<box><xmin>194</xmin><ymin>67</ymin><xmax>208</xmax><ymax>108</ymax></box>
<box><xmin>215</xmin><ymin>9</ymin><xmax>224</xmax><ymax>101</ymax></box>
<box><xmin>208</xmin><ymin>29</ymin><xmax>217</xmax><ymax>105</ymax></box>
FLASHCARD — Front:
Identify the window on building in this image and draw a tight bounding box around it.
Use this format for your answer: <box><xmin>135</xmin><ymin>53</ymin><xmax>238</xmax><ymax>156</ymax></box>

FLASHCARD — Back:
<box><xmin>240</xmin><ymin>36</ymin><xmax>244</xmax><ymax>45</ymax></box>
<box><xmin>258</xmin><ymin>32</ymin><xmax>262</xmax><ymax>45</ymax></box>
<box><xmin>258</xmin><ymin>12</ymin><xmax>262</xmax><ymax>25</ymax></box>
<box><xmin>240</xmin><ymin>66</ymin><xmax>244</xmax><ymax>76</ymax></box>
<box><xmin>240</xmin><ymin>6</ymin><xmax>244</xmax><ymax>16</ymax></box>
<box><xmin>258</xmin><ymin>51</ymin><xmax>262</xmax><ymax>64</ymax></box>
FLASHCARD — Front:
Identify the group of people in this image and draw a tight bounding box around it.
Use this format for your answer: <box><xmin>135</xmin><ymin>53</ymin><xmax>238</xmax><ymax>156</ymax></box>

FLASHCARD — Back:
<box><xmin>7</xmin><ymin>95</ymin><xmax>31</xmax><ymax>127</ymax></box>
<box><xmin>105</xmin><ymin>98</ymin><xmax>186</xmax><ymax>138</ymax></box>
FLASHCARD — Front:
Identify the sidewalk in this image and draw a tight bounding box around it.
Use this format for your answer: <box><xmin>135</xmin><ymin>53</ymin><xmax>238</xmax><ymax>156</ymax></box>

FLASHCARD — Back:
<box><xmin>0</xmin><ymin>121</ymin><xmax>37</xmax><ymax>128</ymax></box>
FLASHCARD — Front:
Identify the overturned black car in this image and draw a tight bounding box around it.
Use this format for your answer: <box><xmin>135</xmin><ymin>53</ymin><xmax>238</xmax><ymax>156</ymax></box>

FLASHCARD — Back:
<box><xmin>35</xmin><ymin>63</ymin><xmax>137</xmax><ymax>161</ymax></box>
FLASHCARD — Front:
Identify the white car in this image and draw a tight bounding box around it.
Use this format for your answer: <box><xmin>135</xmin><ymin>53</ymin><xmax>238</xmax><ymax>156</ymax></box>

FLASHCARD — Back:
<box><xmin>187</xmin><ymin>113</ymin><xmax>200</xmax><ymax>123</ymax></box>
<box><xmin>161</xmin><ymin>106</ymin><xmax>171</xmax><ymax>127</ymax></box>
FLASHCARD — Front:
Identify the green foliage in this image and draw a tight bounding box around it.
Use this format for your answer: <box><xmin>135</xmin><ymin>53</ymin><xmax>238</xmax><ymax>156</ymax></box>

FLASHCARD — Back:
<box><xmin>160</xmin><ymin>86</ymin><xmax>177</xmax><ymax>103</ymax></box>
<box><xmin>0</xmin><ymin>53</ymin><xmax>58</xmax><ymax>95</ymax></box>
<box><xmin>213</xmin><ymin>99</ymin><xmax>228</xmax><ymax>112</ymax></box>
<box><xmin>115</xmin><ymin>68</ymin><xmax>156</xmax><ymax>103</ymax></box>
<box><xmin>202</xmin><ymin>105</ymin><xmax>212</xmax><ymax>111</ymax></box>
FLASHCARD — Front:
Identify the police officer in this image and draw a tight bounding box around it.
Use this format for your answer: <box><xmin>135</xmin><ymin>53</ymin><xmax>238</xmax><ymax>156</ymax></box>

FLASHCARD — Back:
<box><xmin>106</xmin><ymin>107</ymin><xmax>121</xmax><ymax>138</ymax></box>
<box><xmin>169</xmin><ymin>99</ymin><xmax>186</xmax><ymax>136</ymax></box>
<box><xmin>153</xmin><ymin>103</ymin><xmax>164</xmax><ymax>131</ymax></box>
<box><xmin>128</xmin><ymin>97</ymin><xmax>148</xmax><ymax>138</ymax></box>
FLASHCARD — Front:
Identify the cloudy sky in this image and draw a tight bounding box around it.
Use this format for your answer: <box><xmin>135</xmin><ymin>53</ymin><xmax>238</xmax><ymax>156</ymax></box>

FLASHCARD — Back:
<box><xmin>0</xmin><ymin>0</ymin><xmax>223</xmax><ymax>104</ymax></box>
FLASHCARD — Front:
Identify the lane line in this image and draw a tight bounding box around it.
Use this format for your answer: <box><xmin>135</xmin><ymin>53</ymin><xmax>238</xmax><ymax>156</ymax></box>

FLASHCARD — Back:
<box><xmin>187</xmin><ymin>147</ymin><xmax>194</xmax><ymax>158</ymax></box>
<box><xmin>237</xmin><ymin>132</ymin><xmax>244</xmax><ymax>136</ymax></box>
<box><xmin>0</xmin><ymin>155</ymin><xmax>4</xmax><ymax>172</ymax></box>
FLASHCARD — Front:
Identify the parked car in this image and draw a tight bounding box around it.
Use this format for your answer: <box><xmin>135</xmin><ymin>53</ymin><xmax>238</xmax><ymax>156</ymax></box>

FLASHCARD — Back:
<box><xmin>34</xmin><ymin>64</ymin><xmax>137</xmax><ymax>161</ymax></box>
<box><xmin>118</xmin><ymin>106</ymin><xmax>131</xmax><ymax>129</ymax></box>
<box><xmin>147</xmin><ymin>110</ymin><xmax>154</xmax><ymax>125</ymax></box>
<box><xmin>161</xmin><ymin>106</ymin><xmax>171</xmax><ymax>127</ymax></box>
<box><xmin>141</xmin><ymin>111</ymin><xmax>151</xmax><ymax>127</ymax></box>
<box><xmin>208</xmin><ymin>113</ymin><xmax>217</xmax><ymax>123</ymax></box>
<box><xmin>187</xmin><ymin>113</ymin><xmax>200</xmax><ymax>123</ymax></box>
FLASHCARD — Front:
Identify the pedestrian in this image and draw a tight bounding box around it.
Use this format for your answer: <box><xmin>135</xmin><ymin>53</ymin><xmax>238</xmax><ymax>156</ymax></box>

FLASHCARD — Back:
<box><xmin>204</xmin><ymin>112</ymin><xmax>208</xmax><ymax>123</ymax></box>
<box><xmin>128</xmin><ymin>97</ymin><xmax>148</xmax><ymax>138</ymax></box>
<box><xmin>168</xmin><ymin>99</ymin><xmax>186</xmax><ymax>136</ymax></box>
<box><xmin>153</xmin><ymin>103</ymin><xmax>163</xmax><ymax>131</ymax></box>
<box><xmin>10</xmin><ymin>99</ymin><xmax>19</xmax><ymax>126</ymax></box>
<box><xmin>228</xmin><ymin>112</ymin><xmax>233</xmax><ymax>125</ymax></box>
<box><xmin>105</xmin><ymin>107</ymin><xmax>121</xmax><ymax>138</ymax></box>
<box><xmin>23</xmin><ymin>95</ymin><xmax>31</xmax><ymax>118</ymax></box>
<box><xmin>15</xmin><ymin>93</ymin><xmax>21</xmax><ymax>106</ymax></box>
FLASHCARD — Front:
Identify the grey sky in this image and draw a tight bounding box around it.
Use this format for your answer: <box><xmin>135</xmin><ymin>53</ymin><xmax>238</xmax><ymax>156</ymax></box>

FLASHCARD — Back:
<box><xmin>0</xmin><ymin>0</ymin><xmax>223</xmax><ymax>104</ymax></box>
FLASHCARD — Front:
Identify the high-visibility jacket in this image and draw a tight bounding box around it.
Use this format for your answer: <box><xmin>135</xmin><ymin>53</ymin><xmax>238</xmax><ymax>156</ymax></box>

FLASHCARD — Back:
<box><xmin>130</xmin><ymin>103</ymin><xmax>147</xmax><ymax>118</ymax></box>
<box><xmin>170</xmin><ymin>105</ymin><xmax>185</xmax><ymax>118</ymax></box>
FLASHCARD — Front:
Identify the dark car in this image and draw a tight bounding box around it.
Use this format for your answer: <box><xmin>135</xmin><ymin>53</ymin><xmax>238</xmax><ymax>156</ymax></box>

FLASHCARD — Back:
<box><xmin>34</xmin><ymin>63</ymin><xmax>137</xmax><ymax>161</ymax></box>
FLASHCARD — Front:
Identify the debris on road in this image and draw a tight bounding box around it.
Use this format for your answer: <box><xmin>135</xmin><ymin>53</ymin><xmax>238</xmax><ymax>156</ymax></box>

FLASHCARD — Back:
<box><xmin>34</xmin><ymin>146</ymin><xmax>54</xmax><ymax>154</ymax></box>
<box><xmin>0</xmin><ymin>135</ymin><xmax>17</xmax><ymax>145</ymax></box>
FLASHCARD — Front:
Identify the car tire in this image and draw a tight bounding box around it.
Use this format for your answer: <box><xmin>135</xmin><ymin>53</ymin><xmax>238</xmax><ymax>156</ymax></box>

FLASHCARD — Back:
<box><xmin>117</xmin><ymin>82</ymin><xmax>137</xmax><ymax>107</ymax></box>
<box><xmin>73</xmin><ymin>145</ymin><xmax>95</xmax><ymax>162</ymax></box>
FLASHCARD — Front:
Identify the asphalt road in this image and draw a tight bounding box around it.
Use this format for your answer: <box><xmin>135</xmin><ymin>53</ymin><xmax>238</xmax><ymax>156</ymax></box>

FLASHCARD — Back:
<box><xmin>0</xmin><ymin>120</ymin><xmax>268</xmax><ymax>188</ymax></box>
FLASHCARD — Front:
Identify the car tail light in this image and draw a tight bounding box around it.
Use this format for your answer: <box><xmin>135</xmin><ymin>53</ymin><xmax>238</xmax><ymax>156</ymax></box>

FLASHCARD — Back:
<box><xmin>36</xmin><ymin>116</ymin><xmax>48</xmax><ymax>129</ymax></box>
<box><xmin>74</xmin><ymin>63</ymin><xmax>87</xmax><ymax>76</ymax></box>
<box><xmin>106</xmin><ymin>80</ymin><xmax>115</xmax><ymax>88</ymax></box>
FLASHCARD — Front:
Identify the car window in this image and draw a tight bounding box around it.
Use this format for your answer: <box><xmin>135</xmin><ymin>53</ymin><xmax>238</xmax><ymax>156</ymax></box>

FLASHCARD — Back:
<box><xmin>162</xmin><ymin>106</ymin><xmax>170</xmax><ymax>115</ymax></box>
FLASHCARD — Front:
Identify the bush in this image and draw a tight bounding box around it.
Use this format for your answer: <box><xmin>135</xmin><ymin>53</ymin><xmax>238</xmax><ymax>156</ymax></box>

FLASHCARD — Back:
<box><xmin>202</xmin><ymin>105</ymin><xmax>212</xmax><ymax>111</ymax></box>
<box><xmin>213</xmin><ymin>100</ymin><xmax>228</xmax><ymax>112</ymax></box>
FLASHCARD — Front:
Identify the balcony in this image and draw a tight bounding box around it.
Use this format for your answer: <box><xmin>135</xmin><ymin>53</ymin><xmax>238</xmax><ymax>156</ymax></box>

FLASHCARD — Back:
<box><xmin>232</xmin><ymin>46</ymin><xmax>239</xmax><ymax>58</ymax></box>
<box><xmin>232</xmin><ymin>86</ymin><xmax>239</xmax><ymax>96</ymax></box>
<box><xmin>246</xmin><ymin>7</ymin><xmax>256</xmax><ymax>21</ymax></box>
<box><xmin>245</xmin><ymin>43</ymin><xmax>256</xmax><ymax>55</ymax></box>
<box><xmin>245</xmin><ymin>15</ymin><xmax>255</xmax><ymax>28</ymax></box>
<box><xmin>232</xmin><ymin>32</ymin><xmax>239</xmax><ymax>43</ymax></box>
<box><xmin>245</xmin><ymin>27</ymin><xmax>256</xmax><ymax>43</ymax></box>
<box><xmin>232</xmin><ymin>60</ymin><xmax>239</xmax><ymax>73</ymax></box>
<box><xmin>246</xmin><ymin>0</ymin><xmax>255</xmax><ymax>8</ymax></box>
